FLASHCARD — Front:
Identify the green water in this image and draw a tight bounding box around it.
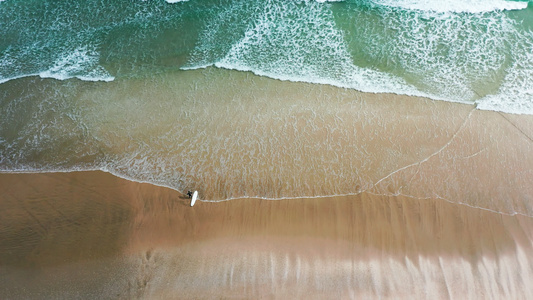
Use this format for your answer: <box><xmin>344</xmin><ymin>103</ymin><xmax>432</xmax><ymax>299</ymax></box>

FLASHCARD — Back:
<box><xmin>1</xmin><ymin>0</ymin><xmax>532</xmax><ymax>112</ymax></box>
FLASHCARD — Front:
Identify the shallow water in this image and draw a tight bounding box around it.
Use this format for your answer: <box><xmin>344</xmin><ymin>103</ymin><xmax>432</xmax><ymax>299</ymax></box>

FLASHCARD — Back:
<box><xmin>1</xmin><ymin>68</ymin><xmax>533</xmax><ymax>216</ymax></box>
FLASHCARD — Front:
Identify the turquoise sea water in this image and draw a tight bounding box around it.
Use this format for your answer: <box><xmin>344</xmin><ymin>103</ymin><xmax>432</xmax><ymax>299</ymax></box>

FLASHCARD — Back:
<box><xmin>1</xmin><ymin>0</ymin><xmax>532</xmax><ymax>113</ymax></box>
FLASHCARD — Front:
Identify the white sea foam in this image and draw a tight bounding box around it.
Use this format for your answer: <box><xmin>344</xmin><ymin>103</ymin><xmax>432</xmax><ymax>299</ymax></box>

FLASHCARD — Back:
<box><xmin>186</xmin><ymin>0</ymin><xmax>470</xmax><ymax>102</ymax></box>
<box><xmin>183</xmin><ymin>0</ymin><xmax>533</xmax><ymax>114</ymax></box>
<box><xmin>476</xmin><ymin>32</ymin><xmax>533</xmax><ymax>114</ymax></box>
<box><xmin>165</xmin><ymin>0</ymin><xmax>189</xmax><ymax>3</ymax></box>
<box><xmin>0</xmin><ymin>46</ymin><xmax>21</xmax><ymax>83</ymax></box>
<box><xmin>368</xmin><ymin>7</ymin><xmax>533</xmax><ymax>114</ymax></box>
<box><xmin>0</xmin><ymin>74</ymin><xmax>35</xmax><ymax>85</ymax></box>
<box><xmin>364</xmin><ymin>9</ymin><xmax>517</xmax><ymax>102</ymax></box>
<box><xmin>372</xmin><ymin>0</ymin><xmax>529</xmax><ymax>13</ymax></box>
<box><xmin>215</xmin><ymin>0</ymin><xmax>427</xmax><ymax>97</ymax></box>
<box><xmin>38</xmin><ymin>47</ymin><xmax>114</xmax><ymax>82</ymax></box>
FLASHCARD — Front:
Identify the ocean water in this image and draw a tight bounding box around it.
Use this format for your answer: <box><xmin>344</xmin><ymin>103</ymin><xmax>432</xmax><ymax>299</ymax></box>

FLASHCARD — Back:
<box><xmin>1</xmin><ymin>0</ymin><xmax>532</xmax><ymax>111</ymax></box>
<box><xmin>1</xmin><ymin>0</ymin><xmax>533</xmax><ymax>213</ymax></box>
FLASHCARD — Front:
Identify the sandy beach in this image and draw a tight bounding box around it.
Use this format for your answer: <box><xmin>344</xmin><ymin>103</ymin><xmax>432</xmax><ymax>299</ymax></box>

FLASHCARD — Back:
<box><xmin>1</xmin><ymin>169</ymin><xmax>533</xmax><ymax>299</ymax></box>
<box><xmin>2</xmin><ymin>71</ymin><xmax>533</xmax><ymax>298</ymax></box>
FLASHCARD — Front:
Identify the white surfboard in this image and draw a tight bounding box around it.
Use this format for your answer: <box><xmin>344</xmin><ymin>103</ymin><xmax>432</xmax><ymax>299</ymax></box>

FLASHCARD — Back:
<box><xmin>190</xmin><ymin>190</ymin><xmax>198</xmax><ymax>207</ymax></box>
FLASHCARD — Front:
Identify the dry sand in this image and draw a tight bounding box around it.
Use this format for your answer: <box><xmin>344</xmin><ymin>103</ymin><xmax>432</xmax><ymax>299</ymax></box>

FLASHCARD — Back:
<box><xmin>1</xmin><ymin>171</ymin><xmax>533</xmax><ymax>299</ymax></box>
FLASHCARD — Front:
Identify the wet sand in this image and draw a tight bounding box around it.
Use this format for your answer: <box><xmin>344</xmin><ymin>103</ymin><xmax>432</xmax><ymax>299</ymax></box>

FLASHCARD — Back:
<box><xmin>1</xmin><ymin>171</ymin><xmax>533</xmax><ymax>299</ymax></box>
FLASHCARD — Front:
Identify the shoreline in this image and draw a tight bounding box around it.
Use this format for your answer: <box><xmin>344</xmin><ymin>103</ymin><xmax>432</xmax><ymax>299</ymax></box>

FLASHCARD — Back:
<box><xmin>6</xmin><ymin>70</ymin><xmax>533</xmax><ymax>116</ymax></box>
<box><xmin>0</xmin><ymin>167</ymin><xmax>529</xmax><ymax>218</ymax></box>
<box><xmin>1</xmin><ymin>170</ymin><xmax>533</xmax><ymax>298</ymax></box>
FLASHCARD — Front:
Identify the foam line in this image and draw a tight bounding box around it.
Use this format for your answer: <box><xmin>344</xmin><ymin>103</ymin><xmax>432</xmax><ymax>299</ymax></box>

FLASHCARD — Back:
<box><xmin>372</xmin><ymin>0</ymin><xmax>529</xmax><ymax>13</ymax></box>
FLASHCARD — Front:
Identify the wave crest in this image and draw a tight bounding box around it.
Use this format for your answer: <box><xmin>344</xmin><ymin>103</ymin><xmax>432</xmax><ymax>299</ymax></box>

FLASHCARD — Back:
<box><xmin>371</xmin><ymin>0</ymin><xmax>529</xmax><ymax>13</ymax></box>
